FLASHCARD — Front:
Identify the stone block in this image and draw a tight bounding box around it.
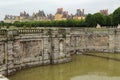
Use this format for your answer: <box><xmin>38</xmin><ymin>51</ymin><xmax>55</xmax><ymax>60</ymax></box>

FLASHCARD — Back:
<box><xmin>39</xmin><ymin>56</ymin><xmax>43</xmax><ymax>61</ymax></box>
<box><xmin>30</xmin><ymin>57</ymin><xmax>39</xmax><ymax>62</ymax></box>
<box><xmin>43</xmin><ymin>60</ymin><xmax>50</xmax><ymax>65</ymax></box>
<box><xmin>22</xmin><ymin>58</ymin><xmax>31</xmax><ymax>63</ymax></box>
<box><xmin>53</xmin><ymin>53</ymin><xmax>59</xmax><ymax>59</ymax></box>
<box><xmin>8</xmin><ymin>64</ymin><xmax>14</xmax><ymax>69</ymax></box>
<box><xmin>0</xmin><ymin>65</ymin><xmax>7</xmax><ymax>72</ymax></box>
<box><xmin>43</xmin><ymin>54</ymin><xmax>49</xmax><ymax>60</ymax></box>
<box><xmin>8</xmin><ymin>69</ymin><xmax>16</xmax><ymax>75</ymax></box>
<box><xmin>52</xmin><ymin>59</ymin><xmax>58</xmax><ymax>64</ymax></box>
<box><xmin>66</xmin><ymin>57</ymin><xmax>72</xmax><ymax>62</ymax></box>
<box><xmin>58</xmin><ymin>58</ymin><xmax>66</xmax><ymax>64</ymax></box>
<box><xmin>8</xmin><ymin>56</ymin><xmax>14</xmax><ymax>61</ymax></box>
<box><xmin>59</xmin><ymin>53</ymin><xmax>65</xmax><ymax>58</ymax></box>
<box><xmin>20</xmin><ymin>63</ymin><xmax>26</xmax><ymax>68</ymax></box>
<box><xmin>66</xmin><ymin>54</ymin><xmax>70</xmax><ymax>58</ymax></box>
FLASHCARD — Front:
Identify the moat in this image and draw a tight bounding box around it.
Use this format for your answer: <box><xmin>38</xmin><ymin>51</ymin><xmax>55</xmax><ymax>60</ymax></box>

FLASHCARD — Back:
<box><xmin>9</xmin><ymin>54</ymin><xmax>120</xmax><ymax>80</ymax></box>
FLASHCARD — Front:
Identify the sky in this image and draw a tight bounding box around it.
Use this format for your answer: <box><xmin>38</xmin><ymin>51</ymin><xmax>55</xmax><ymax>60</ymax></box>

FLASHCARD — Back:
<box><xmin>0</xmin><ymin>0</ymin><xmax>120</xmax><ymax>20</ymax></box>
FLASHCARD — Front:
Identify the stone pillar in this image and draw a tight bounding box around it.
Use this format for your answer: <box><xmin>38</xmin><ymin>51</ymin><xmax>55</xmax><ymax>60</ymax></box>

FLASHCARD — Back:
<box><xmin>108</xmin><ymin>29</ymin><xmax>115</xmax><ymax>52</ymax></box>
<box><xmin>52</xmin><ymin>38</ymin><xmax>59</xmax><ymax>64</ymax></box>
<box><xmin>84</xmin><ymin>28</ymin><xmax>88</xmax><ymax>52</ymax></box>
<box><xmin>114</xmin><ymin>29</ymin><xmax>120</xmax><ymax>52</ymax></box>
<box><xmin>12</xmin><ymin>40</ymin><xmax>22</xmax><ymax>70</ymax></box>
<box><xmin>43</xmin><ymin>37</ymin><xmax>50</xmax><ymax>65</ymax></box>
<box><xmin>5</xmin><ymin>30</ymin><xmax>18</xmax><ymax>75</ymax></box>
<box><xmin>52</xmin><ymin>29</ymin><xmax>71</xmax><ymax>64</ymax></box>
<box><xmin>65</xmin><ymin>35</ymin><xmax>71</xmax><ymax>62</ymax></box>
<box><xmin>6</xmin><ymin>41</ymin><xmax>16</xmax><ymax>75</ymax></box>
<box><xmin>0</xmin><ymin>42</ymin><xmax>7</xmax><ymax>76</ymax></box>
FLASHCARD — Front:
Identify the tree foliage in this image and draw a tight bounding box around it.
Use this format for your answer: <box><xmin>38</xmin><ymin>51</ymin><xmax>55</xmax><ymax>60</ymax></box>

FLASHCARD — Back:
<box><xmin>103</xmin><ymin>15</ymin><xmax>112</xmax><ymax>26</ymax></box>
<box><xmin>93</xmin><ymin>13</ymin><xmax>105</xmax><ymax>26</ymax></box>
<box><xmin>85</xmin><ymin>14</ymin><xmax>96</xmax><ymax>27</ymax></box>
<box><xmin>12</xmin><ymin>20</ymin><xmax>86</xmax><ymax>27</ymax></box>
<box><xmin>113</xmin><ymin>7</ymin><xmax>120</xmax><ymax>26</ymax></box>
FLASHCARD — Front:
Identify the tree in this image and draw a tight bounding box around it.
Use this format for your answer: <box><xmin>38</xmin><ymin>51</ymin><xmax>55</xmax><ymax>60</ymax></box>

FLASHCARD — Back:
<box><xmin>85</xmin><ymin>14</ymin><xmax>96</xmax><ymax>27</ymax></box>
<box><xmin>113</xmin><ymin>7</ymin><xmax>120</xmax><ymax>26</ymax></box>
<box><xmin>0</xmin><ymin>21</ymin><xmax>4</xmax><ymax>27</ymax></box>
<box><xmin>109</xmin><ymin>14</ymin><xmax>114</xmax><ymax>26</ymax></box>
<box><xmin>104</xmin><ymin>15</ymin><xmax>112</xmax><ymax>26</ymax></box>
<box><xmin>13</xmin><ymin>21</ymin><xmax>23</xmax><ymax>27</ymax></box>
<box><xmin>5</xmin><ymin>23</ymin><xmax>12</xmax><ymax>28</ymax></box>
<box><xmin>93</xmin><ymin>13</ymin><xmax>105</xmax><ymax>26</ymax></box>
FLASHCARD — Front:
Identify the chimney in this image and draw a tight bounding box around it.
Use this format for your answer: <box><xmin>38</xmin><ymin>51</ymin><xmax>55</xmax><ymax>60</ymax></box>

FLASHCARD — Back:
<box><xmin>106</xmin><ymin>9</ymin><xmax>108</xmax><ymax>15</ymax></box>
<box><xmin>82</xmin><ymin>9</ymin><xmax>84</xmax><ymax>16</ymax></box>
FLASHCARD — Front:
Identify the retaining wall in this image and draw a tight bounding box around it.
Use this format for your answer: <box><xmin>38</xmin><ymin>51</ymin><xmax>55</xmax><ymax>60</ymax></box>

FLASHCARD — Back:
<box><xmin>0</xmin><ymin>27</ymin><xmax>120</xmax><ymax>76</ymax></box>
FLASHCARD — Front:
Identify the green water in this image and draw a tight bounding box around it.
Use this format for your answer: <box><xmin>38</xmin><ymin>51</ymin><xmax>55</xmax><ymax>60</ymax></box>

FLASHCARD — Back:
<box><xmin>9</xmin><ymin>55</ymin><xmax>120</xmax><ymax>80</ymax></box>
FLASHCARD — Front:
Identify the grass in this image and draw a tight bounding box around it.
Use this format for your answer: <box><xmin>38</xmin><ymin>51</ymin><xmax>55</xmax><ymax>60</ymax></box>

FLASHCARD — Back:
<box><xmin>87</xmin><ymin>28</ymin><xmax>109</xmax><ymax>32</ymax></box>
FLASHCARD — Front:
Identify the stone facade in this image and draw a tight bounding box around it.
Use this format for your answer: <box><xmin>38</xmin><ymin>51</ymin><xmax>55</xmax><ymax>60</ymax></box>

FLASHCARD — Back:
<box><xmin>0</xmin><ymin>28</ymin><xmax>71</xmax><ymax>76</ymax></box>
<box><xmin>70</xmin><ymin>28</ymin><xmax>109</xmax><ymax>52</ymax></box>
<box><xmin>0</xmin><ymin>27</ymin><xmax>120</xmax><ymax>76</ymax></box>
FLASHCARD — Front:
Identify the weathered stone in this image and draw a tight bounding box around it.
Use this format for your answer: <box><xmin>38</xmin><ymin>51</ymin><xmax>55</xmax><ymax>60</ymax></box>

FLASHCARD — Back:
<box><xmin>0</xmin><ymin>71</ymin><xmax>6</xmax><ymax>76</ymax></box>
<box><xmin>1</xmin><ymin>28</ymin><xmax>120</xmax><ymax>76</ymax></box>
<box><xmin>43</xmin><ymin>54</ymin><xmax>49</xmax><ymax>60</ymax></box>
<box><xmin>43</xmin><ymin>60</ymin><xmax>50</xmax><ymax>65</ymax></box>
<box><xmin>8</xmin><ymin>64</ymin><xmax>14</xmax><ymax>69</ymax></box>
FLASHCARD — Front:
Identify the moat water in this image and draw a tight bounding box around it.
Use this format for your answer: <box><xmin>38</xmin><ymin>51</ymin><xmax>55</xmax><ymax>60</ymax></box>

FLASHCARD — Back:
<box><xmin>9</xmin><ymin>55</ymin><xmax>120</xmax><ymax>80</ymax></box>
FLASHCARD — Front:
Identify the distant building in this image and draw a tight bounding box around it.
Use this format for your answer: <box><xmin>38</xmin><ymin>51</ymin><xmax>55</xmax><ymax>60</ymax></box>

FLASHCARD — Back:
<box><xmin>4</xmin><ymin>15</ymin><xmax>20</xmax><ymax>23</ymax></box>
<box><xmin>100</xmin><ymin>9</ymin><xmax>108</xmax><ymax>15</ymax></box>
<box><xmin>76</xmin><ymin>9</ymin><xmax>84</xmax><ymax>16</ymax></box>
<box><xmin>73</xmin><ymin>9</ymin><xmax>85</xmax><ymax>20</ymax></box>
<box><xmin>62</xmin><ymin>11</ymin><xmax>69</xmax><ymax>18</ymax></box>
<box><xmin>4</xmin><ymin>8</ymin><xmax>88</xmax><ymax>22</ymax></box>
<box><xmin>4</xmin><ymin>10</ymin><xmax>49</xmax><ymax>23</ymax></box>
<box><xmin>47</xmin><ymin>14</ymin><xmax>54</xmax><ymax>21</ymax></box>
<box><xmin>32</xmin><ymin>10</ymin><xmax>47</xmax><ymax>21</ymax></box>
<box><xmin>19</xmin><ymin>11</ymin><xmax>30</xmax><ymax>22</ymax></box>
<box><xmin>54</xmin><ymin>8</ymin><xmax>69</xmax><ymax>20</ymax></box>
<box><xmin>67</xmin><ymin>14</ymin><xmax>74</xmax><ymax>20</ymax></box>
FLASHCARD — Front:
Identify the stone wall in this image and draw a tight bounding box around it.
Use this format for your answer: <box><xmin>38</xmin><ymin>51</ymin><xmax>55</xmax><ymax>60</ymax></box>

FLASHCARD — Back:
<box><xmin>0</xmin><ymin>28</ymin><xmax>71</xmax><ymax>76</ymax></box>
<box><xmin>70</xmin><ymin>28</ymin><xmax>110</xmax><ymax>52</ymax></box>
<box><xmin>0</xmin><ymin>27</ymin><xmax>120</xmax><ymax>76</ymax></box>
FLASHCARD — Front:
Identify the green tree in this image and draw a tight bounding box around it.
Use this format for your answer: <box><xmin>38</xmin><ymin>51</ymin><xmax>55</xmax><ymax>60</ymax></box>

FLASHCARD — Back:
<box><xmin>13</xmin><ymin>21</ymin><xmax>23</xmax><ymax>27</ymax></box>
<box><xmin>93</xmin><ymin>13</ymin><xmax>105</xmax><ymax>26</ymax></box>
<box><xmin>5</xmin><ymin>23</ymin><xmax>12</xmax><ymax>28</ymax></box>
<box><xmin>0</xmin><ymin>21</ymin><xmax>4</xmax><ymax>27</ymax></box>
<box><xmin>109</xmin><ymin>14</ymin><xmax>114</xmax><ymax>26</ymax></box>
<box><xmin>104</xmin><ymin>15</ymin><xmax>112</xmax><ymax>26</ymax></box>
<box><xmin>113</xmin><ymin>7</ymin><xmax>120</xmax><ymax>26</ymax></box>
<box><xmin>85</xmin><ymin>14</ymin><xmax>96</xmax><ymax>27</ymax></box>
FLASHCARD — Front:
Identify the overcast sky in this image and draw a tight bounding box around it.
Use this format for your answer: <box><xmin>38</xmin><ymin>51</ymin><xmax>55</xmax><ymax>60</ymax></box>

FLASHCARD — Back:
<box><xmin>0</xmin><ymin>0</ymin><xmax>120</xmax><ymax>20</ymax></box>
